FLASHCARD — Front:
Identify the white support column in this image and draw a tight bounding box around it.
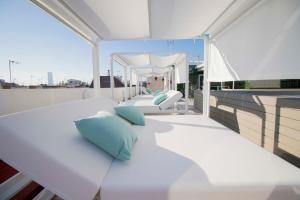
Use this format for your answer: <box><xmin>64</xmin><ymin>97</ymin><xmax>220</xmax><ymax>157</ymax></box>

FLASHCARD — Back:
<box><xmin>139</xmin><ymin>76</ymin><xmax>142</xmax><ymax>95</ymax></box>
<box><xmin>185</xmin><ymin>57</ymin><xmax>189</xmax><ymax>113</ymax></box>
<box><xmin>135</xmin><ymin>72</ymin><xmax>138</xmax><ymax>96</ymax></box>
<box><xmin>164</xmin><ymin>73</ymin><xmax>167</xmax><ymax>91</ymax></box>
<box><xmin>168</xmin><ymin>72</ymin><xmax>171</xmax><ymax>90</ymax></box>
<box><xmin>92</xmin><ymin>43</ymin><xmax>100</xmax><ymax>97</ymax></box>
<box><xmin>110</xmin><ymin>57</ymin><xmax>114</xmax><ymax>99</ymax></box>
<box><xmin>173</xmin><ymin>69</ymin><xmax>177</xmax><ymax>91</ymax></box>
<box><xmin>203</xmin><ymin>35</ymin><xmax>210</xmax><ymax>117</ymax></box>
<box><xmin>129</xmin><ymin>68</ymin><xmax>132</xmax><ymax>98</ymax></box>
<box><xmin>124</xmin><ymin>66</ymin><xmax>128</xmax><ymax>101</ymax></box>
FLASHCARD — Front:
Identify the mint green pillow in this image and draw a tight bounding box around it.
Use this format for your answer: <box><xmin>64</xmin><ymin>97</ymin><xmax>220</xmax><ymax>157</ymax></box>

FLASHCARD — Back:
<box><xmin>114</xmin><ymin>106</ymin><xmax>145</xmax><ymax>126</ymax></box>
<box><xmin>153</xmin><ymin>93</ymin><xmax>167</xmax><ymax>105</ymax></box>
<box><xmin>153</xmin><ymin>89</ymin><xmax>161</xmax><ymax>96</ymax></box>
<box><xmin>154</xmin><ymin>91</ymin><xmax>163</xmax><ymax>96</ymax></box>
<box><xmin>146</xmin><ymin>88</ymin><xmax>152</xmax><ymax>94</ymax></box>
<box><xmin>74</xmin><ymin>111</ymin><xmax>137</xmax><ymax>161</ymax></box>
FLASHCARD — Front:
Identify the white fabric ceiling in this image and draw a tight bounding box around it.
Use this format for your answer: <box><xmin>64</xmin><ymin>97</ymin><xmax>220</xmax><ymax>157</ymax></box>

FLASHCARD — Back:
<box><xmin>113</xmin><ymin>53</ymin><xmax>187</xmax><ymax>83</ymax></box>
<box><xmin>113</xmin><ymin>53</ymin><xmax>185</xmax><ymax>67</ymax></box>
<box><xmin>32</xmin><ymin>0</ymin><xmax>234</xmax><ymax>42</ymax></box>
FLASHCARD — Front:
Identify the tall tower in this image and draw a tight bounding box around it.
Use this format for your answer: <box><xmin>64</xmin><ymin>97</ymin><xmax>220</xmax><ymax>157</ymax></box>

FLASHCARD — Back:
<box><xmin>47</xmin><ymin>72</ymin><xmax>53</xmax><ymax>86</ymax></box>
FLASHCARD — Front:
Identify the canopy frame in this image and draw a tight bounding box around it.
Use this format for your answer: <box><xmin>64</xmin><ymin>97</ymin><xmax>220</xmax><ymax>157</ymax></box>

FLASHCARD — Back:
<box><xmin>110</xmin><ymin>52</ymin><xmax>189</xmax><ymax>113</ymax></box>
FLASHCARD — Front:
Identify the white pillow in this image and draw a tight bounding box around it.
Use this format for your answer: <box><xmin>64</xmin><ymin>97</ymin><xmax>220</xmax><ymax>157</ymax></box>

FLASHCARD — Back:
<box><xmin>159</xmin><ymin>90</ymin><xmax>183</xmax><ymax>110</ymax></box>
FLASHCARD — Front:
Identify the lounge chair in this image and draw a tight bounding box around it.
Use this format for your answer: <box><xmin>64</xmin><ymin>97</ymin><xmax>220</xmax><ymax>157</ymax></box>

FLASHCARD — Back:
<box><xmin>122</xmin><ymin>90</ymin><xmax>183</xmax><ymax>114</ymax></box>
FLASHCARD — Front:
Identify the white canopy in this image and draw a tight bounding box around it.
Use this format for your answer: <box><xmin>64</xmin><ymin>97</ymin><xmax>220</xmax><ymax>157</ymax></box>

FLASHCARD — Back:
<box><xmin>32</xmin><ymin>0</ymin><xmax>234</xmax><ymax>43</ymax></box>
<box><xmin>112</xmin><ymin>53</ymin><xmax>187</xmax><ymax>83</ymax></box>
<box><xmin>31</xmin><ymin>0</ymin><xmax>300</xmax><ymax>115</ymax></box>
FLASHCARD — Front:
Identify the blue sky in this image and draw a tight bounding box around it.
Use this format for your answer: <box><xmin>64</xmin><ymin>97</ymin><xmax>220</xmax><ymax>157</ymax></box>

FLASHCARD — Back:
<box><xmin>0</xmin><ymin>0</ymin><xmax>203</xmax><ymax>85</ymax></box>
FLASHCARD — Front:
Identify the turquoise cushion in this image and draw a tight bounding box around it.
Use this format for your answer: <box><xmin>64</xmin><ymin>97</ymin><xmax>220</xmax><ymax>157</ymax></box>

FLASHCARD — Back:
<box><xmin>154</xmin><ymin>91</ymin><xmax>163</xmax><ymax>96</ymax></box>
<box><xmin>153</xmin><ymin>89</ymin><xmax>161</xmax><ymax>96</ymax></box>
<box><xmin>74</xmin><ymin>111</ymin><xmax>138</xmax><ymax>161</ymax></box>
<box><xmin>153</xmin><ymin>93</ymin><xmax>167</xmax><ymax>105</ymax></box>
<box><xmin>114</xmin><ymin>106</ymin><xmax>145</xmax><ymax>126</ymax></box>
<box><xmin>146</xmin><ymin>88</ymin><xmax>152</xmax><ymax>94</ymax></box>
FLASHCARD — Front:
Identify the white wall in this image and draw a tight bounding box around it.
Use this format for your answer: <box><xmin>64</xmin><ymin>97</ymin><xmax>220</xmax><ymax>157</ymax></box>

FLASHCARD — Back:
<box><xmin>0</xmin><ymin>87</ymin><xmax>136</xmax><ymax>115</ymax></box>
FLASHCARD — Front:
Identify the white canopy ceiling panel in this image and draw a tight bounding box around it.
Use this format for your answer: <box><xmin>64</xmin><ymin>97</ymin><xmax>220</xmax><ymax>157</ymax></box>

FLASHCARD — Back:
<box><xmin>119</xmin><ymin>54</ymin><xmax>151</xmax><ymax>66</ymax></box>
<box><xmin>63</xmin><ymin>0</ymin><xmax>150</xmax><ymax>39</ymax></box>
<box><xmin>112</xmin><ymin>54</ymin><xmax>129</xmax><ymax>67</ymax></box>
<box><xmin>208</xmin><ymin>0</ymin><xmax>300</xmax><ymax>81</ymax></box>
<box><xmin>152</xmin><ymin>67</ymin><xmax>173</xmax><ymax>74</ymax></box>
<box><xmin>134</xmin><ymin>68</ymin><xmax>153</xmax><ymax>75</ymax></box>
<box><xmin>150</xmin><ymin>0</ymin><xmax>234</xmax><ymax>39</ymax></box>
<box><xmin>208</xmin><ymin>0</ymin><xmax>261</xmax><ymax>38</ymax></box>
<box><xmin>31</xmin><ymin>0</ymin><xmax>99</xmax><ymax>44</ymax></box>
<box><xmin>113</xmin><ymin>53</ymin><xmax>187</xmax><ymax>82</ymax></box>
<box><xmin>150</xmin><ymin>54</ymin><xmax>181</xmax><ymax>67</ymax></box>
<box><xmin>32</xmin><ymin>0</ymin><xmax>236</xmax><ymax>40</ymax></box>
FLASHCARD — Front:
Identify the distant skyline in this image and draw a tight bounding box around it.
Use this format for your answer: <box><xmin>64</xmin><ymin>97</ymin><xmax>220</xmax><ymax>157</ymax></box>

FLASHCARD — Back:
<box><xmin>0</xmin><ymin>0</ymin><xmax>203</xmax><ymax>85</ymax></box>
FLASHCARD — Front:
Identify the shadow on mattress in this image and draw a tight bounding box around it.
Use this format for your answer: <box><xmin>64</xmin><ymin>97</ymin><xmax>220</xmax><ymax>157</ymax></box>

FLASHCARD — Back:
<box><xmin>101</xmin><ymin>118</ymin><xmax>211</xmax><ymax>200</ymax></box>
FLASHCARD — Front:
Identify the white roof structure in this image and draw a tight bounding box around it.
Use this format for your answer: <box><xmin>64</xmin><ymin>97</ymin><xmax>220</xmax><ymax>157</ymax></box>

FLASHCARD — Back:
<box><xmin>110</xmin><ymin>53</ymin><xmax>188</xmax><ymax>110</ymax></box>
<box><xmin>112</xmin><ymin>53</ymin><xmax>187</xmax><ymax>82</ymax></box>
<box><xmin>31</xmin><ymin>0</ymin><xmax>300</xmax><ymax>115</ymax></box>
<box><xmin>32</xmin><ymin>0</ymin><xmax>234</xmax><ymax>42</ymax></box>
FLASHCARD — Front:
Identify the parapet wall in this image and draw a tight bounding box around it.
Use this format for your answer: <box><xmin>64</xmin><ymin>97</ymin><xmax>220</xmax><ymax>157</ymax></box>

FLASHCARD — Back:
<box><xmin>209</xmin><ymin>90</ymin><xmax>300</xmax><ymax>167</ymax></box>
<box><xmin>0</xmin><ymin>87</ymin><xmax>136</xmax><ymax>116</ymax></box>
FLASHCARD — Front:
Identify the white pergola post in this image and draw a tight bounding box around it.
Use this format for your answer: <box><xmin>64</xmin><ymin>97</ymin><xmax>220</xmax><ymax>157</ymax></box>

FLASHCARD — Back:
<box><xmin>110</xmin><ymin>57</ymin><xmax>114</xmax><ymax>99</ymax></box>
<box><xmin>168</xmin><ymin>72</ymin><xmax>171</xmax><ymax>90</ymax></box>
<box><xmin>124</xmin><ymin>66</ymin><xmax>128</xmax><ymax>101</ymax></box>
<box><xmin>173</xmin><ymin>69</ymin><xmax>176</xmax><ymax>90</ymax></box>
<box><xmin>164</xmin><ymin>73</ymin><xmax>167</xmax><ymax>90</ymax></box>
<box><xmin>203</xmin><ymin>35</ymin><xmax>210</xmax><ymax>117</ymax></box>
<box><xmin>185</xmin><ymin>57</ymin><xmax>189</xmax><ymax>113</ymax></box>
<box><xmin>170</xmin><ymin>71</ymin><xmax>173</xmax><ymax>90</ymax></box>
<box><xmin>138</xmin><ymin>76</ymin><xmax>140</xmax><ymax>95</ymax></box>
<box><xmin>139</xmin><ymin>76</ymin><xmax>142</xmax><ymax>95</ymax></box>
<box><xmin>92</xmin><ymin>43</ymin><xmax>100</xmax><ymax>97</ymax></box>
<box><xmin>129</xmin><ymin>68</ymin><xmax>132</xmax><ymax>98</ymax></box>
<box><xmin>135</xmin><ymin>72</ymin><xmax>138</xmax><ymax>96</ymax></box>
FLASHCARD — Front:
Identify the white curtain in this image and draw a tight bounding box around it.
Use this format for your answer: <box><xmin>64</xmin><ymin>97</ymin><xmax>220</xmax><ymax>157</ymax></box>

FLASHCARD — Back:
<box><xmin>208</xmin><ymin>0</ymin><xmax>300</xmax><ymax>82</ymax></box>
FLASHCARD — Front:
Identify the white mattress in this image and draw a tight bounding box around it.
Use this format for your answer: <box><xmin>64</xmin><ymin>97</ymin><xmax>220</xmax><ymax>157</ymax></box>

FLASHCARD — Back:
<box><xmin>131</xmin><ymin>95</ymin><xmax>154</xmax><ymax>100</ymax></box>
<box><xmin>101</xmin><ymin>115</ymin><xmax>300</xmax><ymax>200</ymax></box>
<box><xmin>121</xmin><ymin>98</ymin><xmax>160</xmax><ymax>113</ymax></box>
<box><xmin>0</xmin><ymin>98</ymin><xmax>115</xmax><ymax>200</ymax></box>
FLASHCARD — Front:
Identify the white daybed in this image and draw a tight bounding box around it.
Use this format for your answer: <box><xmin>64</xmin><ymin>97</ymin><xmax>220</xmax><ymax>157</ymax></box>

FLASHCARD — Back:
<box><xmin>123</xmin><ymin>90</ymin><xmax>183</xmax><ymax>114</ymax></box>
<box><xmin>132</xmin><ymin>89</ymin><xmax>169</xmax><ymax>100</ymax></box>
<box><xmin>131</xmin><ymin>94</ymin><xmax>154</xmax><ymax>100</ymax></box>
<box><xmin>101</xmin><ymin>114</ymin><xmax>300</xmax><ymax>200</ymax></box>
<box><xmin>0</xmin><ymin>98</ymin><xmax>115</xmax><ymax>200</ymax></box>
<box><xmin>0</xmin><ymin>98</ymin><xmax>300</xmax><ymax>200</ymax></box>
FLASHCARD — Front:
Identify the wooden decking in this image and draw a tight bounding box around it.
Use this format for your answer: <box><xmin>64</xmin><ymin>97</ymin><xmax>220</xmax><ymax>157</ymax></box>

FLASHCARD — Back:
<box><xmin>0</xmin><ymin>160</ymin><xmax>55</xmax><ymax>200</ymax></box>
<box><xmin>0</xmin><ymin>160</ymin><xmax>18</xmax><ymax>184</ymax></box>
